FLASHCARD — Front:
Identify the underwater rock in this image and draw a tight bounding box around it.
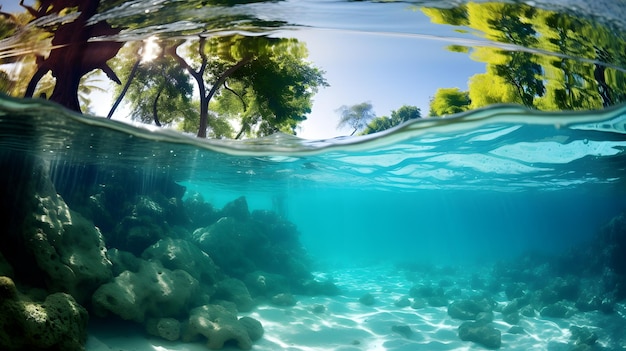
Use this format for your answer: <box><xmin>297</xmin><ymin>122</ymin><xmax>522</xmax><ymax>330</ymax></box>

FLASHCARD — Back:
<box><xmin>427</xmin><ymin>296</ymin><xmax>449</xmax><ymax>307</ymax></box>
<box><xmin>0</xmin><ymin>154</ymin><xmax>112</xmax><ymax>304</ymax></box>
<box><xmin>312</xmin><ymin>304</ymin><xmax>326</xmax><ymax>314</ymax></box>
<box><xmin>540</xmin><ymin>301</ymin><xmax>575</xmax><ymax>319</ymax></box>
<box><xmin>458</xmin><ymin>321</ymin><xmax>502</xmax><ymax>349</ymax></box>
<box><xmin>569</xmin><ymin>326</ymin><xmax>598</xmax><ymax>346</ymax></box>
<box><xmin>519</xmin><ymin>305</ymin><xmax>537</xmax><ymax>317</ymax></box>
<box><xmin>220</xmin><ymin>196</ymin><xmax>250</xmax><ymax>221</ymax></box>
<box><xmin>0</xmin><ymin>251</ymin><xmax>13</xmax><ymax>277</ymax></box>
<box><xmin>142</xmin><ymin>237</ymin><xmax>221</xmax><ymax>285</ymax></box>
<box><xmin>394</xmin><ymin>296</ymin><xmax>411</xmax><ymax>308</ymax></box>
<box><xmin>25</xmin><ymin>206</ymin><xmax>113</xmax><ymax>304</ymax></box>
<box><xmin>391</xmin><ymin>324</ymin><xmax>412</xmax><ymax>338</ymax></box>
<box><xmin>359</xmin><ymin>292</ymin><xmax>376</xmax><ymax>306</ymax></box>
<box><xmin>411</xmin><ymin>298</ymin><xmax>427</xmax><ymax>309</ymax></box>
<box><xmin>504</xmin><ymin>283</ymin><xmax>526</xmax><ymax>300</ymax></box>
<box><xmin>192</xmin><ymin>212</ymin><xmax>313</xmax><ymax>286</ymax></box>
<box><xmin>409</xmin><ymin>284</ymin><xmax>441</xmax><ymax>298</ymax></box>
<box><xmin>212</xmin><ymin>278</ymin><xmax>255</xmax><ymax>312</ymax></box>
<box><xmin>146</xmin><ymin>317</ymin><xmax>181</xmax><ymax>341</ymax></box>
<box><xmin>508</xmin><ymin>326</ymin><xmax>526</xmax><ymax>334</ymax></box>
<box><xmin>92</xmin><ymin>259</ymin><xmax>199</xmax><ymax>323</ymax></box>
<box><xmin>243</xmin><ymin>271</ymin><xmax>290</xmax><ymax>298</ymax></box>
<box><xmin>107</xmin><ymin>248</ymin><xmax>142</xmax><ymax>276</ymax></box>
<box><xmin>112</xmin><ymin>215</ymin><xmax>168</xmax><ymax>256</ymax></box>
<box><xmin>182</xmin><ymin>304</ymin><xmax>261</xmax><ymax>350</ymax></box>
<box><xmin>192</xmin><ymin>217</ymin><xmax>258</xmax><ymax>277</ymax></box>
<box><xmin>239</xmin><ymin>316</ymin><xmax>264</xmax><ymax>341</ymax></box>
<box><xmin>270</xmin><ymin>293</ymin><xmax>297</xmax><ymax>307</ymax></box>
<box><xmin>502</xmin><ymin>311</ymin><xmax>520</xmax><ymax>325</ymax></box>
<box><xmin>184</xmin><ymin>192</ymin><xmax>220</xmax><ymax>228</ymax></box>
<box><xmin>540</xmin><ymin>276</ymin><xmax>580</xmax><ymax>304</ymax></box>
<box><xmin>448</xmin><ymin>297</ymin><xmax>493</xmax><ymax>320</ymax></box>
<box><xmin>0</xmin><ymin>276</ymin><xmax>88</xmax><ymax>351</ymax></box>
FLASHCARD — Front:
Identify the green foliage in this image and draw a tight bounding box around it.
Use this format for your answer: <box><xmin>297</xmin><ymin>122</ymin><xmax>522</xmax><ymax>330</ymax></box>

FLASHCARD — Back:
<box><xmin>422</xmin><ymin>2</ymin><xmax>626</xmax><ymax>112</ymax></box>
<box><xmin>429</xmin><ymin>88</ymin><xmax>470</xmax><ymax>116</ymax></box>
<box><xmin>361</xmin><ymin>105</ymin><xmax>421</xmax><ymax>135</ymax></box>
<box><xmin>336</xmin><ymin>102</ymin><xmax>376</xmax><ymax>136</ymax></box>
<box><xmin>219</xmin><ymin>36</ymin><xmax>328</xmax><ymax>138</ymax></box>
<box><xmin>110</xmin><ymin>42</ymin><xmax>194</xmax><ymax>126</ymax></box>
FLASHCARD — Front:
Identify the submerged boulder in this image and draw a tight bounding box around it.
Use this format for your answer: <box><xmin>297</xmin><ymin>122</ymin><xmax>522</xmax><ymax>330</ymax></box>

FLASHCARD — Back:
<box><xmin>0</xmin><ymin>153</ymin><xmax>112</xmax><ymax>304</ymax></box>
<box><xmin>0</xmin><ymin>276</ymin><xmax>88</xmax><ymax>351</ymax></box>
<box><xmin>142</xmin><ymin>237</ymin><xmax>221</xmax><ymax>285</ymax></box>
<box><xmin>182</xmin><ymin>304</ymin><xmax>262</xmax><ymax>350</ymax></box>
<box><xmin>212</xmin><ymin>278</ymin><xmax>255</xmax><ymax>312</ymax></box>
<box><xmin>458</xmin><ymin>321</ymin><xmax>502</xmax><ymax>349</ymax></box>
<box><xmin>191</xmin><ymin>197</ymin><xmax>313</xmax><ymax>286</ymax></box>
<box><xmin>92</xmin><ymin>259</ymin><xmax>199</xmax><ymax>323</ymax></box>
<box><xmin>146</xmin><ymin>317</ymin><xmax>181</xmax><ymax>341</ymax></box>
<box><xmin>448</xmin><ymin>297</ymin><xmax>494</xmax><ymax>321</ymax></box>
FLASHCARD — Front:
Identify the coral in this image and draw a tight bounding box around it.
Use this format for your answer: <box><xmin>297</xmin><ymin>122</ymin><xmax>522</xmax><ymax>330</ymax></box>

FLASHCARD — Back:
<box><xmin>182</xmin><ymin>304</ymin><xmax>262</xmax><ymax>350</ymax></box>
<box><xmin>0</xmin><ymin>277</ymin><xmax>88</xmax><ymax>351</ymax></box>
<box><xmin>92</xmin><ymin>259</ymin><xmax>198</xmax><ymax>323</ymax></box>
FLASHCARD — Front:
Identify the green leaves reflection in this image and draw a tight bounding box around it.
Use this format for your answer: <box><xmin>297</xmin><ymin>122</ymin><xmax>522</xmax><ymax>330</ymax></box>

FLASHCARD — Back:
<box><xmin>423</xmin><ymin>2</ymin><xmax>626</xmax><ymax>116</ymax></box>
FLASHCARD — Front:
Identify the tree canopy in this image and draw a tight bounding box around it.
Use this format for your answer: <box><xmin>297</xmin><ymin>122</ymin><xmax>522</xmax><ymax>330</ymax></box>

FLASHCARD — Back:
<box><xmin>336</xmin><ymin>102</ymin><xmax>376</xmax><ymax>136</ymax></box>
<box><xmin>0</xmin><ymin>0</ymin><xmax>328</xmax><ymax>139</ymax></box>
<box><xmin>428</xmin><ymin>88</ymin><xmax>470</xmax><ymax>117</ymax></box>
<box><xmin>421</xmin><ymin>2</ymin><xmax>626</xmax><ymax>114</ymax></box>
<box><xmin>361</xmin><ymin>105</ymin><xmax>421</xmax><ymax>134</ymax></box>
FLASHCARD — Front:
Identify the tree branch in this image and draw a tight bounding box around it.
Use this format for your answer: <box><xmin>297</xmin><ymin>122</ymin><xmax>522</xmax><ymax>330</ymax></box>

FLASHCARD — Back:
<box><xmin>107</xmin><ymin>57</ymin><xmax>139</xmax><ymax>119</ymax></box>
<box><xmin>223</xmin><ymin>81</ymin><xmax>247</xmax><ymax>111</ymax></box>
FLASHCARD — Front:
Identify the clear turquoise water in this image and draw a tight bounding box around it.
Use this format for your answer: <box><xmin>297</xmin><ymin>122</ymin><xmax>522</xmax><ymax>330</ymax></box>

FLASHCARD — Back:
<box><xmin>2</xmin><ymin>96</ymin><xmax>626</xmax><ymax>267</ymax></box>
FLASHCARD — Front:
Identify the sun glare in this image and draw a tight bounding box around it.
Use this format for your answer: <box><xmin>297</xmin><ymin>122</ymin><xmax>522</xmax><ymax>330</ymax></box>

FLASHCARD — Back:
<box><xmin>140</xmin><ymin>36</ymin><xmax>161</xmax><ymax>64</ymax></box>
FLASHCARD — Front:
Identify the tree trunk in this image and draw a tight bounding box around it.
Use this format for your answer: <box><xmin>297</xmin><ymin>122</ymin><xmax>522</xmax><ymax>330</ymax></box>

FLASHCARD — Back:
<box><xmin>152</xmin><ymin>86</ymin><xmax>163</xmax><ymax>127</ymax></box>
<box><xmin>24</xmin><ymin>0</ymin><xmax>123</xmax><ymax>113</ymax></box>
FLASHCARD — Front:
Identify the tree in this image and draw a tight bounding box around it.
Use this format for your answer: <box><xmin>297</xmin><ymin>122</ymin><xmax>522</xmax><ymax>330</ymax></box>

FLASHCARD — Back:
<box><xmin>20</xmin><ymin>0</ymin><xmax>124</xmax><ymax>112</ymax></box>
<box><xmin>422</xmin><ymin>2</ymin><xmax>626</xmax><ymax>112</ymax></box>
<box><xmin>336</xmin><ymin>102</ymin><xmax>376</xmax><ymax>136</ymax></box>
<box><xmin>428</xmin><ymin>88</ymin><xmax>470</xmax><ymax>116</ymax></box>
<box><xmin>361</xmin><ymin>105</ymin><xmax>421</xmax><ymax>135</ymax></box>
<box><xmin>168</xmin><ymin>34</ymin><xmax>327</xmax><ymax>138</ymax></box>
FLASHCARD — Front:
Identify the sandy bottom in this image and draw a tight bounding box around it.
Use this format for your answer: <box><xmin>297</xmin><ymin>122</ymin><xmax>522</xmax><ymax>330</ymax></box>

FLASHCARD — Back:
<box><xmin>86</xmin><ymin>265</ymin><xmax>626</xmax><ymax>351</ymax></box>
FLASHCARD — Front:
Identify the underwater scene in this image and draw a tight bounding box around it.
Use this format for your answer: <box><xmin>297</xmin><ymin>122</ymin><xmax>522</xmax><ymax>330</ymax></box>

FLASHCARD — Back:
<box><xmin>1</xmin><ymin>0</ymin><xmax>626</xmax><ymax>350</ymax></box>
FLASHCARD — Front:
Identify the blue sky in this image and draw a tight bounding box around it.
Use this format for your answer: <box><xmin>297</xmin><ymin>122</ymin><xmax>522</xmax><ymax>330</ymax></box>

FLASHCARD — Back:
<box><xmin>267</xmin><ymin>0</ymin><xmax>486</xmax><ymax>139</ymax></box>
<box><xmin>288</xmin><ymin>27</ymin><xmax>484</xmax><ymax>139</ymax></box>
